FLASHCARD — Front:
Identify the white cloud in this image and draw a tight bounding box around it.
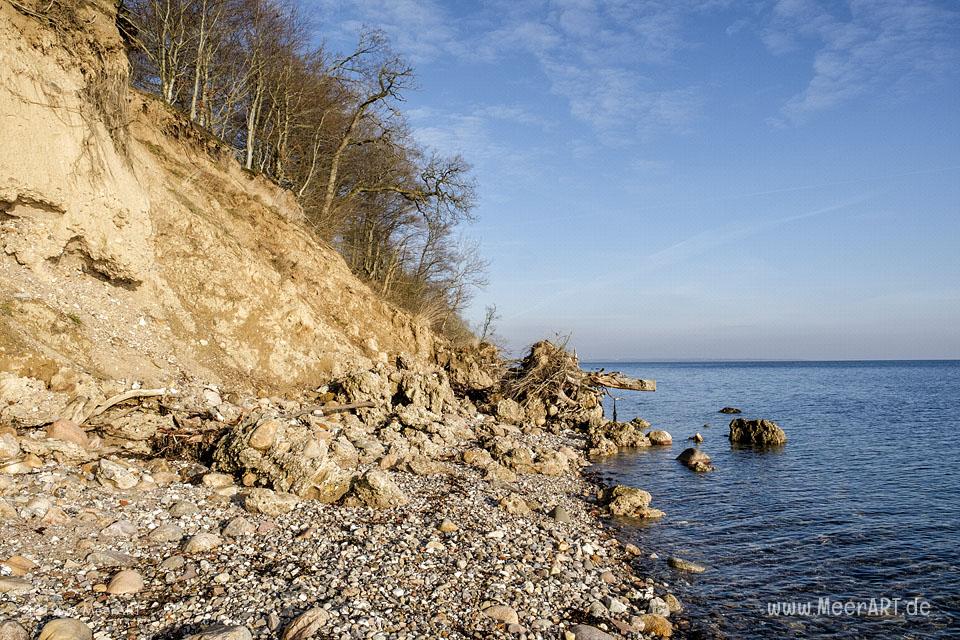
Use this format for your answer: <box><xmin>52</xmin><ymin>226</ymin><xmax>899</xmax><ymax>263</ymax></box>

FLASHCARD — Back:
<box><xmin>763</xmin><ymin>0</ymin><xmax>960</xmax><ymax>124</ymax></box>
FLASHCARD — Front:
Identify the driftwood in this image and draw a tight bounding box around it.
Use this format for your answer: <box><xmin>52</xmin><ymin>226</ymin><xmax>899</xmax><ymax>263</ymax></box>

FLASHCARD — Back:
<box><xmin>78</xmin><ymin>388</ymin><xmax>168</xmax><ymax>425</ymax></box>
<box><xmin>291</xmin><ymin>400</ymin><xmax>376</xmax><ymax>419</ymax></box>
<box><xmin>585</xmin><ymin>372</ymin><xmax>656</xmax><ymax>392</ymax></box>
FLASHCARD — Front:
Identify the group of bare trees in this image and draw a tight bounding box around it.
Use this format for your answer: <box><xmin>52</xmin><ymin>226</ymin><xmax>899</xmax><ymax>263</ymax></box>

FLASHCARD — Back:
<box><xmin>120</xmin><ymin>0</ymin><xmax>484</xmax><ymax>338</ymax></box>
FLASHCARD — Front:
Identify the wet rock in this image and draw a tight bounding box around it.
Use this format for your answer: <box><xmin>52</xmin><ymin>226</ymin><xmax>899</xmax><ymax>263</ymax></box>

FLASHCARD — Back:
<box><xmin>280</xmin><ymin>608</ymin><xmax>331</xmax><ymax>640</ymax></box>
<box><xmin>676</xmin><ymin>448</ymin><xmax>714</xmax><ymax>472</ymax></box>
<box><xmin>665</xmin><ymin>593</ymin><xmax>683</xmax><ymax>613</ymax></box>
<box><xmin>37</xmin><ymin>619</ymin><xmax>92</xmax><ymax>640</ymax></box>
<box><xmin>482</xmin><ymin>605</ymin><xmax>519</xmax><ymax>624</ymax></box>
<box><xmin>648</xmin><ymin>596</ymin><xmax>671</xmax><ymax>617</ymax></box>
<box><xmin>667</xmin><ymin>556</ymin><xmax>706</xmax><ymax>573</ymax></box>
<box><xmin>0</xmin><ymin>620</ymin><xmax>28</xmax><ymax>640</ymax></box>
<box><xmin>719</xmin><ymin>407</ymin><xmax>742</xmax><ymax>414</ymax></box>
<box><xmin>728</xmin><ymin>418</ymin><xmax>787</xmax><ymax>446</ymax></box>
<box><xmin>601</xmin><ymin>485</ymin><xmax>651</xmax><ymax>515</ymax></box>
<box><xmin>347</xmin><ymin>469</ymin><xmax>408</xmax><ymax>509</ymax></box>
<box><xmin>243</xmin><ymin>488</ymin><xmax>299</xmax><ymax>516</ymax></box>
<box><xmin>638</xmin><ymin>614</ymin><xmax>673</xmax><ymax>637</ymax></box>
<box><xmin>106</xmin><ymin>569</ymin><xmax>144</xmax><ymax>594</ymax></box>
<box><xmin>183</xmin><ymin>626</ymin><xmax>251</xmax><ymax>640</ymax></box>
<box><xmin>689</xmin><ymin>432</ymin><xmax>703</xmax><ymax>443</ymax></box>
<box><xmin>648</xmin><ymin>430</ymin><xmax>673</xmax><ymax>445</ymax></box>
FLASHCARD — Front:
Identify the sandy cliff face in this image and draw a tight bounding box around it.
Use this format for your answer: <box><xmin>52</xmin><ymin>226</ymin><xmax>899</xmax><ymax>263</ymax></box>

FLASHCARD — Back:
<box><xmin>0</xmin><ymin>0</ymin><xmax>438</xmax><ymax>392</ymax></box>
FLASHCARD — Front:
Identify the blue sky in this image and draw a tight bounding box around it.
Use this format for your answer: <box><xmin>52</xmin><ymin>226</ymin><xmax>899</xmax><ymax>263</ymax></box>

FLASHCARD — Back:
<box><xmin>303</xmin><ymin>0</ymin><xmax>960</xmax><ymax>360</ymax></box>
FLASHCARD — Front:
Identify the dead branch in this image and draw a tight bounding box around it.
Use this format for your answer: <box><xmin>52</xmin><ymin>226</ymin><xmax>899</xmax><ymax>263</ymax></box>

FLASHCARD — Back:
<box><xmin>291</xmin><ymin>400</ymin><xmax>376</xmax><ymax>419</ymax></box>
<box><xmin>81</xmin><ymin>388</ymin><xmax>168</xmax><ymax>424</ymax></box>
<box><xmin>585</xmin><ymin>372</ymin><xmax>656</xmax><ymax>392</ymax></box>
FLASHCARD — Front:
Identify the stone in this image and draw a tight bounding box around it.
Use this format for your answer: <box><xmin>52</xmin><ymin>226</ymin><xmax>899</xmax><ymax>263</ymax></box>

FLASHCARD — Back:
<box><xmin>149</xmin><ymin>523</ymin><xmax>185</xmax><ymax>543</ymax></box>
<box><xmin>0</xmin><ymin>620</ymin><xmax>28</xmax><ymax>640</ymax></box>
<box><xmin>719</xmin><ymin>407</ymin><xmax>742</xmax><ymax>414</ymax></box>
<box><xmin>183</xmin><ymin>626</ymin><xmax>252</xmax><ymax>640</ymax></box>
<box><xmin>690</xmin><ymin>432</ymin><xmax>703</xmax><ymax>443</ymax></box>
<box><xmin>101</xmin><ymin>520</ymin><xmax>138</xmax><ymax>537</ymax></box>
<box><xmin>549</xmin><ymin>505</ymin><xmax>571</xmax><ymax>523</ymax></box>
<box><xmin>0</xmin><ymin>433</ymin><xmax>19</xmax><ymax>459</ymax></box>
<box><xmin>664</xmin><ymin>593</ymin><xmax>682</xmax><ymax>613</ymax></box>
<box><xmin>676</xmin><ymin>447</ymin><xmax>714</xmax><ymax>472</ymax></box>
<box><xmin>101</xmin><ymin>413</ymin><xmax>170</xmax><ymax>441</ymax></box>
<box><xmin>604</xmin><ymin>595</ymin><xmax>628</xmax><ymax>614</ymax></box>
<box><xmin>222</xmin><ymin>516</ymin><xmax>256</xmax><ymax>537</ymax></box>
<box><xmin>499</xmin><ymin>493</ymin><xmax>531</xmax><ymax>515</ymax></box>
<box><xmin>482</xmin><ymin>605</ymin><xmax>519</xmax><ymax>625</ymax></box>
<box><xmin>38</xmin><ymin>619</ymin><xmax>92</xmax><ymax>640</ymax></box>
<box><xmin>438</xmin><ymin>519</ymin><xmax>458</xmax><ymax>533</ymax></box>
<box><xmin>349</xmin><ymin>469</ymin><xmax>408</xmax><ymax>509</ymax></box>
<box><xmin>243</xmin><ymin>488</ymin><xmax>299</xmax><ymax>516</ymax></box>
<box><xmin>1</xmin><ymin>555</ymin><xmax>37</xmax><ymax>576</ymax></box>
<box><xmin>728</xmin><ymin>418</ymin><xmax>787</xmax><ymax>446</ymax></box>
<box><xmin>281</xmin><ymin>608</ymin><xmax>331</xmax><ymax>640</ymax></box>
<box><xmin>45</xmin><ymin>419</ymin><xmax>88</xmax><ymax>448</ymax></box>
<box><xmin>601</xmin><ymin>485</ymin><xmax>652</xmax><ymax>516</ymax></box>
<box><xmin>106</xmin><ymin>569</ymin><xmax>144</xmax><ymax>594</ymax></box>
<box><xmin>648</xmin><ymin>430</ymin><xmax>672</xmax><ymax>445</ymax></box>
<box><xmin>20</xmin><ymin>497</ymin><xmax>50</xmax><ymax>519</ymax></box>
<box><xmin>567</xmin><ymin>625</ymin><xmax>615</xmax><ymax>640</ymax></box>
<box><xmin>169</xmin><ymin>500</ymin><xmax>199</xmax><ymax>517</ymax></box>
<box><xmin>201</xmin><ymin>472</ymin><xmax>235</xmax><ymax>488</ymax></box>
<box><xmin>0</xmin><ymin>577</ymin><xmax>32</xmax><ymax>595</ymax></box>
<box><xmin>86</xmin><ymin>551</ymin><xmax>136</xmax><ymax>568</ymax></box>
<box><xmin>667</xmin><ymin>556</ymin><xmax>706</xmax><ymax>573</ymax></box>
<box><xmin>182</xmin><ymin>532</ymin><xmax>222</xmax><ymax>553</ymax></box>
<box><xmin>648</xmin><ymin>596</ymin><xmax>670</xmax><ymax>617</ymax></box>
<box><xmin>248</xmin><ymin>419</ymin><xmax>280</xmax><ymax>450</ymax></box>
<box><xmin>638</xmin><ymin>614</ymin><xmax>672</xmax><ymax>637</ymax></box>
<box><xmin>97</xmin><ymin>459</ymin><xmax>139</xmax><ymax>490</ymax></box>
<box><xmin>495</xmin><ymin>399</ymin><xmax>525</xmax><ymax>425</ymax></box>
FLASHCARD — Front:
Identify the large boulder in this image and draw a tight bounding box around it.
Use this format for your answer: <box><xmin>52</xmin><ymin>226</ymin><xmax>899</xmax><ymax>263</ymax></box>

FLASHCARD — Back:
<box><xmin>728</xmin><ymin>419</ymin><xmax>787</xmax><ymax>446</ymax></box>
<box><xmin>213</xmin><ymin>413</ymin><xmax>354</xmax><ymax>501</ymax></box>
<box><xmin>586</xmin><ymin>421</ymin><xmax>650</xmax><ymax>457</ymax></box>
<box><xmin>601</xmin><ymin>485</ymin><xmax>664</xmax><ymax>519</ymax></box>
<box><xmin>648</xmin><ymin>430</ymin><xmax>672</xmax><ymax>445</ymax></box>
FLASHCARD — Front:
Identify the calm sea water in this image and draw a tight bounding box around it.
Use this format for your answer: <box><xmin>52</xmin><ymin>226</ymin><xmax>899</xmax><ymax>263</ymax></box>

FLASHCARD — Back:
<box><xmin>587</xmin><ymin>361</ymin><xmax>960</xmax><ymax>639</ymax></box>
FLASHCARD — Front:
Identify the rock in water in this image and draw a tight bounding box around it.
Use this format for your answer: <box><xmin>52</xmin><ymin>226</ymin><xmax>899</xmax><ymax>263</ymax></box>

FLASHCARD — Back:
<box><xmin>638</xmin><ymin>614</ymin><xmax>673</xmax><ymax>637</ymax></box>
<box><xmin>689</xmin><ymin>432</ymin><xmax>703</xmax><ymax>443</ymax></box>
<box><xmin>183</xmin><ymin>626</ymin><xmax>252</xmax><ymax>640</ymax></box>
<box><xmin>38</xmin><ymin>619</ymin><xmax>93</xmax><ymax>640</ymax></box>
<box><xmin>728</xmin><ymin>418</ymin><xmax>787</xmax><ymax>446</ymax></box>
<box><xmin>601</xmin><ymin>486</ymin><xmax>665</xmax><ymax>519</ymax></box>
<box><xmin>719</xmin><ymin>407</ymin><xmax>741</xmax><ymax>414</ymax></box>
<box><xmin>676</xmin><ymin>448</ymin><xmax>714</xmax><ymax>472</ymax></box>
<box><xmin>667</xmin><ymin>556</ymin><xmax>706</xmax><ymax>573</ymax></box>
<box><xmin>647</xmin><ymin>430</ymin><xmax>672</xmax><ymax>445</ymax></box>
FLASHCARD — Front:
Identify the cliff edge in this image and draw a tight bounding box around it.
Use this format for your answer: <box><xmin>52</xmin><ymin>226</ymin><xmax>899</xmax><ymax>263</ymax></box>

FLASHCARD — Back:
<box><xmin>0</xmin><ymin>0</ymin><xmax>438</xmax><ymax>393</ymax></box>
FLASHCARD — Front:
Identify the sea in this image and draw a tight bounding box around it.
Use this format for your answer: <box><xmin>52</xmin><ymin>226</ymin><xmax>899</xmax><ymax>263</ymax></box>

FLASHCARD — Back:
<box><xmin>586</xmin><ymin>360</ymin><xmax>960</xmax><ymax>639</ymax></box>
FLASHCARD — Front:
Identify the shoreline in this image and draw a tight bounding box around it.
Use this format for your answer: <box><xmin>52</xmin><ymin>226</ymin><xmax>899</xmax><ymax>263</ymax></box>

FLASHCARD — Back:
<box><xmin>1</xmin><ymin>391</ymin><xmax>688</xmax><ymax>639</ymax></box>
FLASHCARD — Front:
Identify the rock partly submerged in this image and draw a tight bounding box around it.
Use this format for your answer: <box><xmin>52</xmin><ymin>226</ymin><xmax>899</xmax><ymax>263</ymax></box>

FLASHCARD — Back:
<box><xmin>728</xmin><ymin>418</ymin><xmax>787</xmax><ymax>446</ymax></box>
<box><xmin>676</xmin><ymin>447</ymin><xmax>714</xmax><ymax>472</ymax></box>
